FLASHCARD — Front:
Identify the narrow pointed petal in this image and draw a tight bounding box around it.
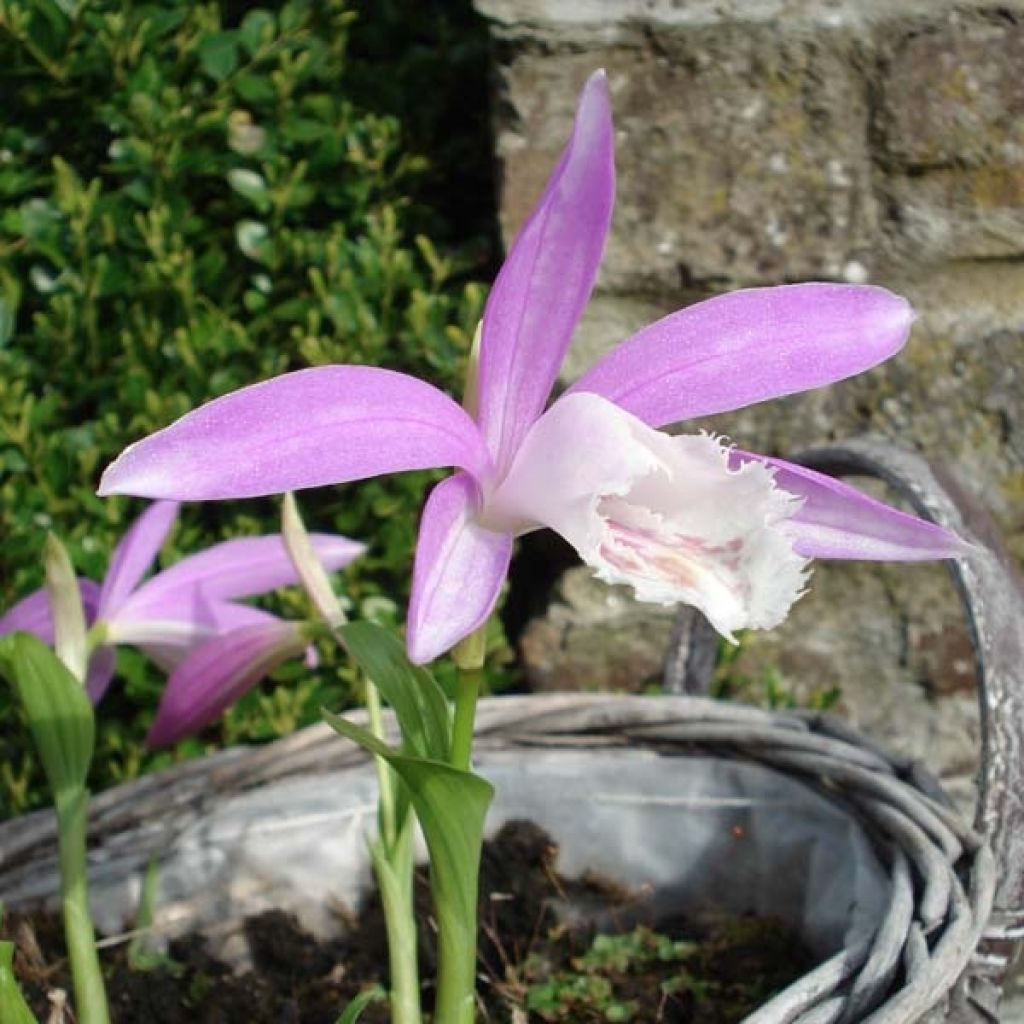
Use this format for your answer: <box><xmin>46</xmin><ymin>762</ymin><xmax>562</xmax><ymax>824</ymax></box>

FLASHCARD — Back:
<box><xmin>477</xmin><ymin>69</ymin><xmax>615</xmax><ymax>472</ymax></box>
<box><xmin>85</xmin><ymin>646</ymin><xmax>118</xmax><ymax>704</ymax></box>
<box><xmin>571</xmin><ymin>284</ymin><xmax>915</xmax><ymax>428</ymax></box>
<box><xmin>98</xmin><ymin>501</ymin><xmax>179</xmax><ymax>616</ymax></box>
<box><xmin>407</xmin><ymin>473</ymin><xmax>513</xmax><ymax>664</ymax></box>
<box><xmin>139</xmin><ymin>627</ymin><xmax>316</xmax><ymax>675</ymax></box>
<box><xmin>135</xmin><ymin>597</ymin><xmax>284</xmax><ymax>674</ymax></box>
<box><xmin>107</xmin><ymin>598</ymin><xmax>283</xmax><ymax>661</ymax></box>
<box><xmin>733</xmin><ymin>453</ymin><xmax>968</xmax><ymax>561</ymax></box>
<box><xmin>0</xmin><ymin>579</ymin><xmax>101</xmax><ymax>644</ymax></box>
<box><xmin>188</xmin><ymin>599</ymin><xmax>285</xmax><ymax>632</ymax></box>
<box><xmin>99</xmin><ymin>366</ymin><xmax>493</xmax><ymax>500</ymax></box>
<box><xmin>146</xmin><ymin>622</ymin><xmax>307</xmax><ymax>748</ymax></box>
<box><xmin>114</xmin><ymin>533</ymin><xmax>363</xmax><ymax>623</ymax></box>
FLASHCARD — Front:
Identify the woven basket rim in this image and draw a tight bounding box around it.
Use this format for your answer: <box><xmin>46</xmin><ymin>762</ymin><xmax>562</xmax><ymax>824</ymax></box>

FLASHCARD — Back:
<box><xmin>0</xmin><ymin>692</ymin><xmax>994</xmax><ymax>1024</ymax></box>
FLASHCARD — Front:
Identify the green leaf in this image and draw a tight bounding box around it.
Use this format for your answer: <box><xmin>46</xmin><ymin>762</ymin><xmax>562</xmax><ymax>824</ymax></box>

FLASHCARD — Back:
<box><xmin>227</xmin><ymin>169</ymin><xmax>270</xmax><ymax>212</ymax></box>
<box><xmin>391</xmin><ymin>754</ymin><xmax>492</xmax><ymax>934</ymax></box>
<box><xmin>235</xmin><ymin>220</ymin><xmax>272</xmax><ymax>264</ymax></box>
<box><xmin>0</xmin><ymin>633</ymin><xmax>94</xmax><ymax>802</ymax></box>
<box><xmin>321</xmin><ymin>707</ymin><xmax>394</xmax><ymax>759</ymax></box>
<box><xmin>233</xmin><ymin>72</ymin><xmax>277</xmax><ymax>104</ymax></box>
<box><xmin>17</xmin><ymin>198</ymin><xmax>61</xmax><ymax>242</ymax></box>
<box><xmin>319</xmin><ymin>721</ymin><xmax>413</xmax><ymax>845</ymax></box>
<box><xmin>0</xmin><ymin>941</ymin><xmax>38</xmax><ymax>1024</ymax></box>
<box><xmin>279</xmin><ymin>0</ymin><xmax>312</xmax><ymax>33</ymax></box>
<box><xmin>322</xmin><ymin>706</ymin><xmax>493</xmax><ymax>977</ymax></box>
<box><xmin>338</xmin><ymin>621</ymin><xmax>451</xmax><ymax>760</ymax></box>
<box><xmin>335</xmin><ymin>985</ymin><xmax>386</xmax><ymax>1024</ymax></box>
<box><xmin>0</xmin><ymin>273</ymin><xmax>20</xmax><ymax>349</ymax></box>
<box><xmin>0</xmin><ymin>297</ymin><xmax>14</xmax><ymax>347</ymax></box>
<box><xmin>197</xmin><ymin>32</ymin><xmax>239</xmax><ymax>82</ymax></box>
<box><xmin>281</xmin><ymin>118</ymin><xmax>328</xmax><ymax>143</ymax></box>
<box><xmin>239</xmin><ymin>10</ymin><xmax>275</xmax><ymax>56</ymax></box>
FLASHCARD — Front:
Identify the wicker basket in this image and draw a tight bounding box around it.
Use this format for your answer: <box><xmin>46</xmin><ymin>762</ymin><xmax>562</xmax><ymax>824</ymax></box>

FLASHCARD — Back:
<box><xmin>0</xmin><ymin>440</ymin><xmax>1020</xmax><ymax>1023</ymax></box>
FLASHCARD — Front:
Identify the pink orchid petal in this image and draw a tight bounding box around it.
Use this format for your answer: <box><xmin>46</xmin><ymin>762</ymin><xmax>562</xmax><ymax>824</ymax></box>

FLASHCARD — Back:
<box><xmin>407</xmin><ymin>473</ymin><xmax>513</xmax><ymax>664</ymax></box>
<box><xmin>0</xmin><ymin>579</ymin><xmax>101</xmax><ymax>644</ymax></box>
<box><xmin>131</xmin><ymin>603</ymin><xmax>311</xmax><ymax>681</ymax></box>
<box><xmin>136</xmin><ymin>642</ymin><xmax>186</xmax><ymax>675</ymax></box>
<box><xmin>733</xmin><ymin>452</ymin><xmax>968</xmax><ymax>560</ymax></box>
<box><xmin>146</xmin><ymin>621</ymin><xmax>307</xmax><ymax>748</ymax></box>
<box><xmin>99</xmin><ymin>366</ymin><xmax>493</xmax><ymax>500</ymax></box>
<box><xmin>85</xmin><ymin>645</ymin><xmax>118</xmax><ymax>704</ymax></box>
<box><xmin>136</xmin><ymin>617</ymin><xmax>316</xmax><ymax>674</ymax></box>
<box><xmin>187</xmin><ymin>600</ymin><xmax>284</xmax><ymax>632</ymax></box>
<box><xmin>570</xmin><ymin>284</ymin><xmax>915</xmax><ymax>428</ymax></box>
<box><xmin>109</xmin><ymin>599</ymin><xmax>283</xmax><ymax>663</ymax></box>
<box><xmin>117</xmin><ymin>533</ymin><xmax>363</xmax><ymax>623</ymax></box>
<box><xmin>476</xmin><ymin>69</ymin><xmax>615</xmax><ymax>472</ymax></box>
<box><xmin>98</xmin><ymin>501</ymin><xmax>179</xmax><ymax>617</ymax></box>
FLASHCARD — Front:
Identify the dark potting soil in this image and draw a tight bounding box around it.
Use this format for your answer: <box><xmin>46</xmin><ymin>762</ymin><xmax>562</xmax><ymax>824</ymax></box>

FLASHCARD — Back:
<box><xmin>7</xmin><ymin>821</ymin><xmax>815</xmax><ymax>1023</ymax></box>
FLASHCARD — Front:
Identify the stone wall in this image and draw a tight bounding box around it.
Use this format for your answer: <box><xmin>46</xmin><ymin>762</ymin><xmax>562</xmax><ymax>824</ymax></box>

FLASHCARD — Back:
<box><xmin>473</xmin><ymin>0</ymin><xmax>1024</xmax><ymax>797</ymax></box>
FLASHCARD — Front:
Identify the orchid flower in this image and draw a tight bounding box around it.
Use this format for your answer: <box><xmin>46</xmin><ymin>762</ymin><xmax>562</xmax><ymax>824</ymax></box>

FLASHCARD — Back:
<box><xmin>99</xmin><ymin>70</ymin><xmax>964</xmax><ymax>664</ymax></box>
<box><xmin>146</xmin><ymin>617</ymin><xmax>317</xmax><ymax>748</ymax></box>
<box><xmin>0</xmin><ymin>501</ymin><xmax>364</xmax><ymax>702</ymax></box>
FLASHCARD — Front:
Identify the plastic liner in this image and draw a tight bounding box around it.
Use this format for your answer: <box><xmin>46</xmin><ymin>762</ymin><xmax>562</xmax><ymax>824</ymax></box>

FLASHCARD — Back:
<box><xmin>84</xmin><ymin>747</ymin><xmax>886</xmax><ymax>962</ymax></box>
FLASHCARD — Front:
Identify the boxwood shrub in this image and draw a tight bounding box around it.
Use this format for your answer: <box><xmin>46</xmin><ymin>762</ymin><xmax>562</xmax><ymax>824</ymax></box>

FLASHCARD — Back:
<box><xmin>0</xmin><ymin>0</ymin><xmax>497</xmax><ymax>813</ymax></box>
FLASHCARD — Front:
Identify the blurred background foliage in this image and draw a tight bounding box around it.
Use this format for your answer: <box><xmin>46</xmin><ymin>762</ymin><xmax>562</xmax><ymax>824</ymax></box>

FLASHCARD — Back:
<box><xmin>0</xmin><ymin>0</ymin><xmax>507</xmax><ymax>815</ymax></box>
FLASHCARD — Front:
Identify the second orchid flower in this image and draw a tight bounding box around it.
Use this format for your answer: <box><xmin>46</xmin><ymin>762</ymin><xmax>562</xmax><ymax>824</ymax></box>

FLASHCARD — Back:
<box><xmin>0</xmin><ymin>502</ymin><xmax>363</xmax><ymax>738</ymax></box>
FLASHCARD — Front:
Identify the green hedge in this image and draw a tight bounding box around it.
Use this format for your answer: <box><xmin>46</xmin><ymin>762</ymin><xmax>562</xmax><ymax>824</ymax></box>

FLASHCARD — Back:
<box><xmin>0</xmin><ymin>0</ymin><xmax>496</xmax><ymax>814</ymax></box>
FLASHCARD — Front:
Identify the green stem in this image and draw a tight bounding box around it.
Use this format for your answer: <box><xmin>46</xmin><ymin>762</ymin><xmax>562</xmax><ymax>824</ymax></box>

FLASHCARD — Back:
<box><xmin>365</xmin><ymin>681</ymin><xmax>396</xmax><ymax>847</ymax></box>
<box><xmin>370</xmin><ymin>821</ymin><xmax>421</xmax><ymax>1024</ymax></box>
<box><xmin>434</xmin><ymin>626</ymin><xmax>488</xmax><ymax>1023</ymax></box>
<box><xmin>432</xmin><ymin>892</ymin><xmax>478</xmax><ymax>1024</ymax></box>
<box><xmin>365</xmin><ymin>679</ymin><xmax>420</xmax><ymax>1024</ymax></box>
<box><xmin>0</xmin><ymin>940</ymin><xmax>38</xmax><ymax>1024</ymax></box>
<box><xmin>85</xmin><ymin>622</ymin><xmax>107</xmax><ymax>659</ymax></box>
<box><xmin>449</xmin><ymin>667</ymin><xmax>482</xmax><ymax>772</ymax></box>
<box><xmin>56</xmin><ymin>789</ymin><xmax>110</xmax><ymax>1024</ymax></box>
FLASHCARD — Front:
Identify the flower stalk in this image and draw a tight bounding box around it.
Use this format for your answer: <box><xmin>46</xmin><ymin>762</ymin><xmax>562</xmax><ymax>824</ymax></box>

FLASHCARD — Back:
<box><xmin>432</xmin><ymin>911</ymin><xmax>478</xmax><ymax>1024</ymax></box>
<box><xmin>56</xmin><ymin>788</ymin><xmax>110</xmax><ymax>1024</ymax></box>
<box><xmin>431</xmin><ymin>622</ymin><xmax>489</xmax><ymax>1023</ymax></box>
<box><xmin>364</xmin><ymin>673</ymin><xmax>421</xmax><ymax>1024</ymax></box>
<box><xmin>369</xmin><ymin>815</ymin><xmax>421</xmax><ymax>1024</ymax></box>
<box><xmin>0</xmin><ymin>631</ymin><xmax>109</xmax><ymax>1024</ymax></box>
<box><xmin>282</xmin><ymin>493</ymin><xmax>422</xmax><ymax>1024</ymax></box>
<box><xmin>449</xmin><ymin>626</ymin><xmax>486</xmax><ymax>772</ymax></box>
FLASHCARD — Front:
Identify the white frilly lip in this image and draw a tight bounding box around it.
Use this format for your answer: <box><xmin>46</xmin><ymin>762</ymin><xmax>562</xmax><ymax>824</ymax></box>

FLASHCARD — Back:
<box><xmin>484</xmin><ymin>392</ymin><xmax>810</xmax><ymax>639</ymax></box>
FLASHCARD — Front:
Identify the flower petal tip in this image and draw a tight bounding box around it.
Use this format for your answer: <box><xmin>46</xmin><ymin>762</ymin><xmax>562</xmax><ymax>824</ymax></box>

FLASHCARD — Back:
<box><xmin>860</xmin><ymin>287</ymin><xmax>916</xmax><ymax>358</ymax></box>
<box><xmin>96</xmin><ymin>457</ymin><xmax>125</xmax><ymax>497</ymax></box>
<box><xmin>404</xmin><ymin>615</ymin><xmax>456</xmax><ymax>666</ymax></box>
<box><xmin>886</xmin><ymin>291</ymin><xmax>917</xmax><ymax>336</ymax></box>
<box><xmin>405</xmin><ymin>632</ymin><xmax>437</xmax><ymax>667</ymax></box>
<box><xmin>945</xmin><ymin>531</ymin><xmax>978</xmax><ymax>559</ymax></box>
<box><xmin>97</xmin><ymin>444</ymin><xmax>155</xmax><ymax>499</ymax></box>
